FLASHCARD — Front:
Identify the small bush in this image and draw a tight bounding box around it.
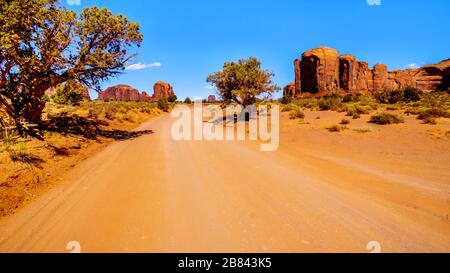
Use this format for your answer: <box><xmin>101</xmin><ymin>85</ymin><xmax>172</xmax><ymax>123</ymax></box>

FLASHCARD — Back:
<box><xmin>422</xmin><ymin>117</ymin><xmax>437</xmax><ymax>125</ymax></box>
<box><xmin>282</xmin><ymin>103</ymin><xmax>298</xmax><ymax>112</ymax></box>
<box><xmin>340</xmin><ymin>119</ymin><xmax>351</xmax><ymax>125</ymax></box>
<box><xmin>417</xmin><ymin>108</ymin><xmax>450</xmax><ymax>120</ymax></box>
<box><xmin>280</xmin><ymin>95</ymin><xmax>292</xmax><ymax>105</ymax></box>
<box><xmin>318</xmin><ymin>94</ymin><xmax>343</xmax><ymax>111</ymax></box>
<box><xmin>327</xmin><ymin>125</ymin><xmax>347</xmax><ymax>132</ymax></box>
<box><xmin>342</xmin><ymin>94</ymin><xmax>362</xmax><ymax>103</ymax></box>
<box><xmin>105</xmin><ymin>107</ymin><xmax>117</xmax><ymax>120</ymax></box>
<box><xmin>403</xmin><ymin>87</ymin><xmax>422</xmax><ymax>102</ymax></box>
<box><xmin>157</xmin><ymin>99</ymin><xmax>170</xmax><ymax>112</ymax></box>
<box><xmin>353</xmin><ymin>126</ymin><xmax>373</xmax><ymax>133</ymax></box>
<box><xmin>370</xmin><ymin>112</ymin><xmax>405</xmax><ymax>125</ymax></box>
<box><xmin>375</xmin><ymin>88</ymin><xmax>422</xmax><ymax>104</ymax></box>
<box><xmin>289</xmin><ymin>109</ymin><xmax>305</xmax><ymax>120</ymax></box>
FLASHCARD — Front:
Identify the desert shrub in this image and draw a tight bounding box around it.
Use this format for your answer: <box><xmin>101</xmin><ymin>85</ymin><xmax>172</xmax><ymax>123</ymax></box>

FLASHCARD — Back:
<box><xmin>370</xmin><ymin>112</ymin><xmax>405</xmax><ymax>125</ymax></box>
<box><xmin>327</xmin><ymin>125</ymin><xmax>347</xmax><ymax>132</ymax></box>
<box><xmin>422</xmin><ymin>117</ymin><xmax>437</xmax><ymax>125</ymax></box>
<box><xmin>375</xmin><ymin>88</ymin><xmax>422</xmax><ymax>104</ymax></box>
<box><xmin>342</xmin><ymin>93</ymin><xmax>362</xmax><ymax>103</ymax></box>
<box><xmin>403</xmin><ymin>87</ymin><xmax>422</xmax><ymax>102</ymax></box>
<box><xmin>417</xmin><ymin>108</ymin><xmax>450</xmax><ymax>120</ymax></box>
<box><xmin>157</xmin><ymin>99</ymin><xmax>170</xmax><ymax>112</ymax></box>
<box><xmin>280</xmin><ymin>95</ymin><xmax>292</xmax><ymax>105</ymax></box>
<box><xmin>282</xmin><ymin>103</ymin><xmax>298</xmax><ymax>112</ymax></box>
<box><xmin>318</xmin><ymin>94</ymin><xmax>343</xmax><ymax>111</ymax></box>
<box><xmin>289</xmin><ymin>109</ymin><xmax>305</xmax><ymax>120</ymax></box>
<box><xmin>5</xmin><ymin>141</ymin><xmax>38</xmax><ymax>164</ymax></box>
<box><xmin>346</xmin><ymin>105</ymin><xmax>370</xmax><ymax>118</ymax></box>
<box><xmin>87</xmin><ymin>104</ymin><xmax>103</xmax><ymax>119</ymax></box>
<box><xmin>292</xmin><ymin>98</ymin><xmax>317</xmax><ymax>109</ymax></box>
<box><xmin>105</xmin><ymin>107</ymin><xmax>117</xmax><ymax>120</ymax></box>
<box><xmin>340</xmin><ymin>119</ymin><xmax>351</xmax><ymax>125</ymax></box>
<box><xmin>168</xmin><ymin>94</ymin><xmax>178</xmax><ymax>103</ymax></box>
<box><xmin>353</xmin><ymin>126</ymin><xmax>373</xmax><ymax>133</ymax></box>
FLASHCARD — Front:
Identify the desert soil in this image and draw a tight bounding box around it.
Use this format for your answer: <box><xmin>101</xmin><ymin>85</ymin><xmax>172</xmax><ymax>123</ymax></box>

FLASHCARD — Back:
<box><xmin>0</xmin><ymin>110</ymin><xmax>449</xmax><ymax>253</ymax></box>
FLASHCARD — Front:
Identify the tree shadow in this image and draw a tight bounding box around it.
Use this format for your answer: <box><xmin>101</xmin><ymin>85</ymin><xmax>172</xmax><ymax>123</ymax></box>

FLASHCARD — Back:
<box><xmin>42</xmin><ymin>115</ymin><xmax>154</xmax><ymax>142</ymax></box>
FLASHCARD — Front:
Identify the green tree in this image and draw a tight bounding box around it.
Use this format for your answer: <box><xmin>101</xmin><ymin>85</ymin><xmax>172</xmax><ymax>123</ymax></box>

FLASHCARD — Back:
<box><xmin>51</xmin><ymin>80</ymin><xmax>86</xmax><ymax>106</ymax></box>
<box><xmin>0</xmin><ymin>0</ymin><xmax>142</xmax><ymax>130</ymax></box>
<box><xmin>184</xmin><ymin>97</ymin><xmax>192</xmax><ymax>104</ymax></box>
<box><xmin>206</xmin><ymin>57</ymin><xmax>280</xmax><ymax>107</ymax></box>
<box><xmin>168</xmin><ymin>93</ymin><xmax>178</xmax><ymax>103</ymax></box>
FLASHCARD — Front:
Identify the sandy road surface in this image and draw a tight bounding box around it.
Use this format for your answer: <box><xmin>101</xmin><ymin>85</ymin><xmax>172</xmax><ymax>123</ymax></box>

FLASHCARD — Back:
<box><xmin>0</xmin><ymin>113</ymin><xmax>449</xmax><ymax>253</ymax></box>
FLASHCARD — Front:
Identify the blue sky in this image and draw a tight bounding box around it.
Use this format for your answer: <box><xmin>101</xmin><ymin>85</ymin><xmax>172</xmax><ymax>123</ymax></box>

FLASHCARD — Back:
<box><xmin>64</xmin><ymin>0</ymin><xmax>450</xmax><ymax>100</ymax></box>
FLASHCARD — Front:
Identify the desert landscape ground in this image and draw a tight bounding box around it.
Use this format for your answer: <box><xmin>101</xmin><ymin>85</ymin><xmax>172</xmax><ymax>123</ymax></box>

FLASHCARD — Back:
<box><xmin>1</xmin><ymin>0</ymin><xmax>450</xmax><ymax>256</ymax></box>
<box><xmin>1</xmin><ymin>93</ymin><xmax>450</xmax><ymax>253</ymax></box>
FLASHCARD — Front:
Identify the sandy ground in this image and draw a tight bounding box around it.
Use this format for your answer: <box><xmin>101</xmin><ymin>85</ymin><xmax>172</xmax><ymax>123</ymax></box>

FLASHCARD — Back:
<box><xmin>0</xmin><ymin>110</ymin><xmax>449</xmax><ymax>253</ymax></box>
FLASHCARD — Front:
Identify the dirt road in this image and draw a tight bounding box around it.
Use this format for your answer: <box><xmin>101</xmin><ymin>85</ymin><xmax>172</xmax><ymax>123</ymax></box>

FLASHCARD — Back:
<box><xmin>0</xmin><ymin>113</ymin><xmax>449</xmax><ymax>253</ymax></box>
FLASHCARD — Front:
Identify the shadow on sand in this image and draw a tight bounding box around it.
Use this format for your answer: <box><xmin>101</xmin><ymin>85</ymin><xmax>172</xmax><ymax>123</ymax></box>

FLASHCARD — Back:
<box><xmin>43</xmin><ymin>115</ymin><xmax>154</xmax><ymax>142</ymax></box>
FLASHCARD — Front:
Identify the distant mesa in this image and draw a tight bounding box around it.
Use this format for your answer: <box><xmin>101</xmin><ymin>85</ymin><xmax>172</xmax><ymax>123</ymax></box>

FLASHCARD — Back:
<box><xmin>285</xmin><ymin>46</ymin><xmax>450</xmax><ymax>97</ymax></box>
<box><xmin>98</xmin><ymin>81</ymin><xmax>176</xmax><ymax>102</ymax></box>
<box><xmin>207</xmin><ymin>95</ymin><xmax>217</xmax><ymax>103</ymax></box>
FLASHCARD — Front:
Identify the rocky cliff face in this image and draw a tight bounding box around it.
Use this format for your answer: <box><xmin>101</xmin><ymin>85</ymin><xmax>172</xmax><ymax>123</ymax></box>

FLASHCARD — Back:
<box><xmin>283</xmin><ymin>83</ymin><xmax>296</xmax><ymax>97</ymax></box>
<box><xmin>286</xmin><ymin>47</ymin><xmax>450</xmax><ymax>96</ymax></box>
<box><xmin>152</xmin><ymin>81</ymin><xmax>174</xmax><ymax>101</ymax></box>
<box><xmin>300</xmin><ymin>47</ymin><xmax>340</xmax><ymax>94</ymax></box>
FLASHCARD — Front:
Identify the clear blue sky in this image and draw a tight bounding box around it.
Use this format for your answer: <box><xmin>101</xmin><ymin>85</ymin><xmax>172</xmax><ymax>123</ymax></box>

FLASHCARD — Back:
<box><xmin>64</xmin><ymin>0</ymin><xmax>450</xmax><ymax>100</ymax></box>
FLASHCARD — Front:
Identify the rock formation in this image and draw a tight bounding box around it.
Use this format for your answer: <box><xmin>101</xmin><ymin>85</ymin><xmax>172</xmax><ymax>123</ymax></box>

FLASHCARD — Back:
<box><xmin>288</xmin><ymin>46</ymin><xmax>450</xmax><ymax>96</ymax></box>
<box><xmin>99</xmin><ymin>82</ymin><xmax>177</xmax><ymax>102</ymax></box>
<box><xmin>283</xmin><ymin>83</ymin><xmax>296</xmax><ymax>97</ymax></box>
<box><xmin>294</xmin><ymin>59</ymin><xmax>301</xmax><ymax>95</ymax></box>
<box><xmin>152</xmin><ymin>81</ymin><xmax>174</xmax><ymax>101</ymax></box>
<box><xmin>208</xmin><ymin>95</ymin><xmax>217</xmax><ymax>103</ymax></box>
<box><xmin>99</xmin><ymin>85</ymin><xmax>141</xmax><ymax>102</ymax></box>
<box><xmin>300</xmin><ymin>47</ymin><xmax>340</xmax><ymax>94</ymax></box>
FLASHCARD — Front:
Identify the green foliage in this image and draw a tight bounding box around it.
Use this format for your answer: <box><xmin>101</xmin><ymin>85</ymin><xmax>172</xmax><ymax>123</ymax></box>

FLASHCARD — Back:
<box><xmin>207</xmin><ymin>57</ymin><xmax>280</xmax><ymax>106</ymax></box>
<box><xmin>157</xmin><ymin>99</ymin><xmax>169</xmax><ymax>112</ymax></box>
<box><xmin>342</xmin><ymin>94</ymin><xmax>362</xmax><ymax>103</ymax></box>
<box><xmin>0</xmin><ymin>0</ymin><xmax>143</xmax><ymax>127</ymax></box>
<box><xmin>375</xmin><ymin>88</ymin><xmax>422</xmax><ymax>104</ymax></box>
<box><xmin>51</xmin><ymin>80</ymin><xmax>85</xmax><ymax>106</ymax></box>
<box><xmin>417</xmin><ymin>108</ymin><xmax>450</xmax><ymax>120</ymax></box>
<box><xmin>281</xmin><ymin>103</ymin><xmax>298</xmax><ymax>112</ymax></box>
<box><xmin>280</xmin><ymin>95</ymin><xmax>292</xmax><ymax>105</ymax></box>
<box><xmin>289</xmin><ymin>109</ymin><xmax>305</xmax><ymax>120</ymax></box>
<box><xmin>318</xmin><ymin>93</ymin><xmax>343</xmax><ymax>111</ymax></box>
<box><xmin>370</xmin><ymin>112</ymin><xmax>405</xmax><ymax>125</ymax></box>
<box><xmin>168</xmin><ymin>94</ymin><xmax>178</xmax><ymax>103</ymax></box>
<box><xmin>403</xmin><ymin>87</ymin><xmax>422</xmax><ymax>102</ymax></box>
<box><xmin>184</xmin><ymin>97</ymin><xmax>192</xmax><ymax>104</ymax></box>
